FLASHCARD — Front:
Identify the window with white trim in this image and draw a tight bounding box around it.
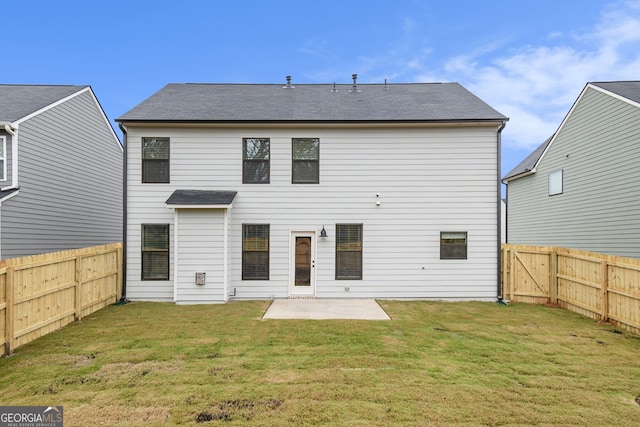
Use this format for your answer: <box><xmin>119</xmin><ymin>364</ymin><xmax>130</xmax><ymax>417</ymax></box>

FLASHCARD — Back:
<box><xmin>549</xmin><ymin>170</ymin><xmax>563</xmax><ymax>196</ymax></box>
<box><xmin>0</xmin><ymin>136</ymin><xmax>5</xmax><ymax>181</ymax></box>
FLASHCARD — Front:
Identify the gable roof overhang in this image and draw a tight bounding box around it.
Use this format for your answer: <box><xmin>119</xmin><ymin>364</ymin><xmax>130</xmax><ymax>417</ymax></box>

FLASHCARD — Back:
<box><xmin>165</xmin><ymin>190</ymin><xmax>237</xmax><ymax>209</ymax></box>
<box><xmin>502</xmin><ymin>81</ymin><xmax>640</xmax><ymax>184</ymax></box>
<box><xmin>0</xmin><ymin>187</ymin><xmax>19</xmax><ymax>203</ymax></box>
<box><xmin>501</xmin><ymin>135</ymin><xmax>554</xmax><ymax>183</ymax></box>
<box><xmin>117</xmin><ymin>119</ymin><xmax>508</xmax><ymax>132</ymax></box>
<box><xmin>0</xmin><ymin>85</ymin><xmax>88</xmax><ymax>123</ymax></box>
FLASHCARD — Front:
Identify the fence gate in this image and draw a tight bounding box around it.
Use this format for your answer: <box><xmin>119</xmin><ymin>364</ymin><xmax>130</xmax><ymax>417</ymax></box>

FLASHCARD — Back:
<box><xmin>503</xmin><ymin>246</ymin><xmax>552</xmax><ymax>304</ymax></box>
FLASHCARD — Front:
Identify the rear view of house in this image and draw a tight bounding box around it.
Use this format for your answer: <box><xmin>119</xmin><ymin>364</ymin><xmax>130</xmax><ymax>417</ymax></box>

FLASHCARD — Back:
<box><xmin>503</xmin><ymin>81</ymin><xmax>640</xmax><ymax>258</ymax></box>
<box><xmin>0</xmin><ymin>85</ymin><xmax>123</xmax><ymax>259</ymax></box>
<box><xmin>118</xmin><ymin>77</ymin><xmax>507</xmax><ymax>303</ymax></box>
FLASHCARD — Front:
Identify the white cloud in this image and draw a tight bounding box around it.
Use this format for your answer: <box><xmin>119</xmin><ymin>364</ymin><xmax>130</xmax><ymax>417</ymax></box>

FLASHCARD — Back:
<box><xmin>444</xmin><ymin>0</ymin><xmax>640</xmax><ymax>150</ymax></box>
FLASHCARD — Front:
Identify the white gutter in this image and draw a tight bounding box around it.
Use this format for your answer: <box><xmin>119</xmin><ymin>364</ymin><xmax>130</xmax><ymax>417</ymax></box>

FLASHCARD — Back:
<box><xmin>2</xmin><ymin>123</ymin><xmax>18</xmax><ymax>192</ymax></box>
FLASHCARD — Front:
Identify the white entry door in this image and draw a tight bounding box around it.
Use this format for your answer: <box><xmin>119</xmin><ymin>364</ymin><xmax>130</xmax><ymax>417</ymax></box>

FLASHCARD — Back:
<box><xmin>290</xmin><ymin>232</ymin><xmax>316</xmax><ymax>297</ymax></box>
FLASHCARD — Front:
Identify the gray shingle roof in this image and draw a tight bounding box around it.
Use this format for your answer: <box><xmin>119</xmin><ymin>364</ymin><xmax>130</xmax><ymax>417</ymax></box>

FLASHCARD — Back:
<box><xmin>591</xmin><ymin>81</ymin><xmax>640</xmax><ymax>105</ymax></box>
<box><xmin>166</xmin><ymin>190</ymin><xmax>237</xmax><ymax>206</ymax></box>
<box><xmin>502</xmin><ymin>136</ymin><xmax>553</xmax><ymax>181</ymax></box>
<box><xmin>0</xmin><ymin>85</ymin><xmax>88</xmax><ymax>122</ymax></box>
<box><xmin>117</xmin><ymin>82</ymin><xmax>507</xmax><ymax>122</ymax></box>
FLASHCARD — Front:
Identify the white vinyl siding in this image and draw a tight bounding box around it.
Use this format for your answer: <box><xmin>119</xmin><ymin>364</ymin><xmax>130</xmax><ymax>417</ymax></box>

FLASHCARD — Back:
<box><xmin>175</xmin><ymin>209</ymin><xmax>227</xmax><ymax>304</ymax></box>
<box><xmin>125</xmin><ymin>124</ymin><xmax>499</xmax><ymax>301</ymax></box>
<box><xmin>507</xmin><ymin>87</ymin><xmax>640</xmax><ymax>258</ymax></box>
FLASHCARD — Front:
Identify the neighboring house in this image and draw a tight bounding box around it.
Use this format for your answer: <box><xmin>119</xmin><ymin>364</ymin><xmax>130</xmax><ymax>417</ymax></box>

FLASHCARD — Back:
<box><xmin>503</xmin><ymin>81</ymin><xmax>640</xmax><ymax>258</ymax></box>
<box><xmin>117</xmin><ymin>77</ymin><xmax>507</xmax><ymax>304</ymax></box>
<box><xmin>0</xmin><ymin>85</ymin><xmax>123</xmax><ymax>259</ymax></box>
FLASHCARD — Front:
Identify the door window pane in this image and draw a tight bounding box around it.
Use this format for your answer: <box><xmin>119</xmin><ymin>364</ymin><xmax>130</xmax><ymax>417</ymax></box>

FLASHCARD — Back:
<box><xmin>295</xmin><ymin>236</ymin><xmax>311</xmax><ymax>286</ymax></box>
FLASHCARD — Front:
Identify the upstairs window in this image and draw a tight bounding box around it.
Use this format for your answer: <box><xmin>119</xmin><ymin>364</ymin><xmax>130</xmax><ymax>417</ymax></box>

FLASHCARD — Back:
<box><xmin>142</xmin><ymin>224</ymin><xmax>170</xmax><ymax>280</ymax></box>
<box><xmin>0</xmin><ymin>136</ymin><xmax>5</xmax><ymax>181</ymax></box>
<box><xmin>242</xmin><ymin>224</ymin><xmax>270</xmax><ymax>280</ymax></box>
<box><xmin>243</xmin><ymin>138</ymin><xmax>270</xmax><ymax>183</ymax></box>
<box><xmin>142</xmin><ymin>137</ymin><xmax>170</xmax><ymax>183</ymax></box>
<box><xmin>440</xmin><ymin>232</ymin><xmax>468</xmax><ymax>260</ymax></box>
<box><xmin>549</xmin><ymin>170</ymin><xmax>563</xmax><ymax>196</ymax></box>
<box><xmin>336</xmin><ymin>224</ymin><xmax>363</xmax><ymax>280</ymax></box>
<box><xmin>292</xmin><ymin>138</ymin><xmax>319</xmax><ymax>184</ymax></box>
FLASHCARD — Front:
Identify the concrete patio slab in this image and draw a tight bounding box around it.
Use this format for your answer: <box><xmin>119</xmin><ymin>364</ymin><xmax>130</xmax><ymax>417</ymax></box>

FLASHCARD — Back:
<box><xmin>262</xmin><ymin>299</ymin><xmax>391</xmax><ymax>320</ymax></box>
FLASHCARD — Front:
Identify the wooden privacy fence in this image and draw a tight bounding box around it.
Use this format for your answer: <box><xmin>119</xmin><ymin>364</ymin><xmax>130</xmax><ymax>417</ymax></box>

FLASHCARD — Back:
<box><xmin>0</xmin><ymin>243</ymin><xmax>122</xmax><ymax>356</ymax></box>
<box><xmin>502</xmin><ymin>244</ymin><xmax>640</xmax><ymax>335</ymax></box>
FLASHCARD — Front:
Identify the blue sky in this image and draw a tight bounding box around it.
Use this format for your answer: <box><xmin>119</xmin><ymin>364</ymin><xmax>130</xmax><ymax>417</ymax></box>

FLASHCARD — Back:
<box><xmin>4</xmin><ymin>0</ymin><xmax>640</xmax><ymax>178</ymax></box>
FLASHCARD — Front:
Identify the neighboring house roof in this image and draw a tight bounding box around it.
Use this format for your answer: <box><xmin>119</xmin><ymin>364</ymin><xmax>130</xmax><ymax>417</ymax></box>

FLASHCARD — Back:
<box><xmin>502</xmin><ymin>80</ymin><xmax>640</xmax><ymax>183</ymax></box>
<box><xmin>0</xmin><ymin>85</ymin><xmax>89</xmax><ymax>122</ymax></box>
<box><xmin>502</xmin><ymin>135</ymin><xmax>553</xmax><ymax>181</ymax></box>
<box><xmin>591</xmin><ymin>81</ymin><xmax>640</xmax><ymax>105</ymax></box>
<box><xmin>166</xmin><ymin>190</ymin><xmax>238</xmax><ymax>206</ymax></box>
<box><xmin>117</xmin><ymin>82</ymin><xmax>507</xmax><ymax>123</ymax></box>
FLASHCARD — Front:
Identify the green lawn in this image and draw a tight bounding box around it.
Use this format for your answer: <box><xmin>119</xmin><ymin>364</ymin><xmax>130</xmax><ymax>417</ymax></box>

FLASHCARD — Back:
<box><xmin>2</xmin><ymin>301</ymin><xmax>640</xmax><ymax>426</ymax></box>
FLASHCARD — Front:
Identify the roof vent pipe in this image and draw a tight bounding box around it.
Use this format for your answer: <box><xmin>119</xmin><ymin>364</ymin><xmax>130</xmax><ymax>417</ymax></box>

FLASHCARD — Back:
<box><xmin>349</xmin><ymin>73</ymin><xmax>361</xmax><ymax>93</ymax></box>
<box><xmin>283</xmin><ymin>75</ymin><xmax>294</xmax><ymax>89</ymax></box>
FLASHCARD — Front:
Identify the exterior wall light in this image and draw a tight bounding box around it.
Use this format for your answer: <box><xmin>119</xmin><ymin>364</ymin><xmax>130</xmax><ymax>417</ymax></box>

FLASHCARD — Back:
<box><xmin>320</xmin><ymin>226</ymin><xmax>328</xmax><ymax>238</ymax></box>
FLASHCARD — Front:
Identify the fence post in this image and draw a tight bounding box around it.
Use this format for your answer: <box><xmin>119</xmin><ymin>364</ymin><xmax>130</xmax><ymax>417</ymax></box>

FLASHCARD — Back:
<box><xmin>5</xmin><ymin>266</ymin><xmax>14</xmax><ymax>356</ymax></box>
<box><xmin>550</xmin><ymin>249</ymin><xmax>558</xmax><ymax>304</ymax></box>
<box><xmin>503</xmin><ymin>246</ymin><xmax>510</xmax><ymax>300</ymax></box>
<box><xmin>75</xmin><ymin>255</ymin><xmax>82</xmax><ymax>321</ymax></box>
<box><xmin>601</xmin><ymin>260</ymin><xmax>609</xmax><ymax>321</ymax></box>
<box><xmin>509</xmin><ymin>246</ymin><xmax>516</xmax><ymax>300</ymax></box>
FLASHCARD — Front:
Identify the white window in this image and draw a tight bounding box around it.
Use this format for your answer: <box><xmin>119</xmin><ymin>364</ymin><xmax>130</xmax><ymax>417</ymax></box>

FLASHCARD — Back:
<box><xmin>0</xmin><ymin>136</ymin><xmax>5</xmax><ymax>181</ymax></box>
<box><xmin>549</xmin><ymin>170</ymin><xmax>563</xmax><ymax>196</ymax></box>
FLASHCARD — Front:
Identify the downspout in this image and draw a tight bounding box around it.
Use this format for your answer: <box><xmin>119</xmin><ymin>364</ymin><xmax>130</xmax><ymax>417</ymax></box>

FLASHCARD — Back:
<box><xmin>118</xmin><ymin>123</ymin><xmax>128</xmax><ymax>302</ymax></box>
<box><xmin>2</xmin><ymin>123</ymin><xmax>18</xmax><ymax>191</ymax></box>
<box><xmin>497</xmin><ymin>121</ymin><xmax>506</xmax><ymax>301</ymax></box>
